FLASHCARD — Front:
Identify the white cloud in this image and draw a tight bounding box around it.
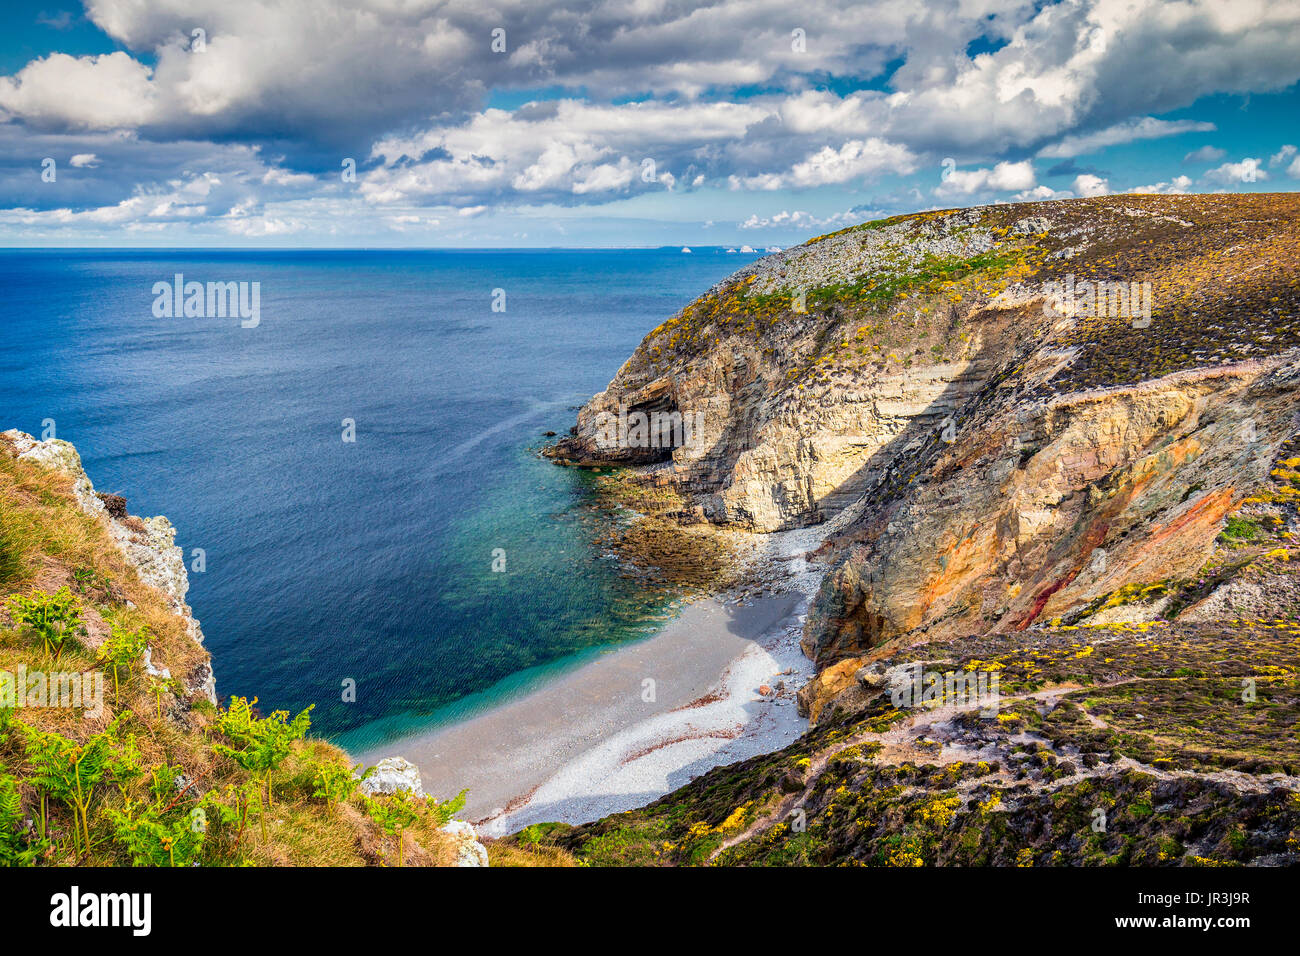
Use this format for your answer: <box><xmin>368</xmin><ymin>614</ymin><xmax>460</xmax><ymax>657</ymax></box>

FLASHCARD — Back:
<box><xmin>1203</xmin><ymin>158</ymin><xmax>1267</xmax><ymax>185</ymax></box>
<box><xmin>1072</xmin><ymin>173</ymin><xmax>1110</xmax><ymax>197</ymax></box>
<box><xmin>69</xmin><ymin>153</ymin><xmax>100</xmax><ymax>167</ymax></box>
<box><xmin>1183</xmin><ymin>145</ymin><xmax>1226</xmax><ymax>163</ymax></box>
<box><xmin>0</xmin><ymin>52</ymin><xmax>155</xmax><ymax>129</ymax></box>
<box><xmin>1039</xmin><ymin>118</ymin><xmax>1216</xmax><ymax>159</ymax></box>
<box><xmin>787</xmin><ymin>139</ymin><xmax>917</xmax><ymax>187</ymax></box>
<box><xmin>1013</xmin><ymin>184</ymin><xmax>1072</xmax><ymax>201</ymax></box>
<box><xmin>935</xmin><ymin>160</ymin><xmax>1036</xmax><ymax>198</ymax></box>
<box><xmin>367</xmin><ymin>98</ymin><xmax>770</xmax><ymax>206</ymax></box>
<box><xmin>261</xmin><ymin>167</ymin><xmax>315</xmax><ymax>187</ymax></box>
<box><xmin>739</xmin><ymin>209</ymin><xmax>864</xmax><ymax>230</ymax></box>
<box><xmin>1128</xmin><ymin>174</ymin><xmax>1193</xmax><ymax>194</ymax></box>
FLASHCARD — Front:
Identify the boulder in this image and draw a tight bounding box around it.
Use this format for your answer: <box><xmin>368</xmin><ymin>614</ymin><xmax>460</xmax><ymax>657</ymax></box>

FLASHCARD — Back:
<box><xmin>440</xmin><ymin>820</ymin><xmax>489</xmax><ymax>867</ymax></box>
<box><xmin>357</xmin><ymin>757</ymin><xmax>426</xmax><ymax>798</ymax></box>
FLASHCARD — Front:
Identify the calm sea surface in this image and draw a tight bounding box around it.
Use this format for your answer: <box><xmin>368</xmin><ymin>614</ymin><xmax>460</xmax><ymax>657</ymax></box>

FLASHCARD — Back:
<box><xmin>0</xmin><ymin>248</ymin><xmax>759</xmax><ymax>749</ymax></box>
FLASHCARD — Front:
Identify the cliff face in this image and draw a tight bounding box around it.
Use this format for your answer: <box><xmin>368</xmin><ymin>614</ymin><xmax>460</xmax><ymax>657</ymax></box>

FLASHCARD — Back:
<box><xmin>530</xmin><ymin>194</ymin><xmax>1300</xmax><ymax>867</ymax></box>
<box><xmin>549</xmin><ymin>206</ymin><xmax>1037</xmax><ymax>531</ymax></box>
<box><xmin>2</xmin><ymin>429</ymin><xmax>216</xmax><ymax>705</ymax></box>
<box><xmin>549</xmin><ymin>193</ymin><xmax>1300</xmax><ymax>679</ymax></box>
<box><xmin>801</xmin><ymin>357</ymin><xmax>1298</xmax><ymax>667</ymax></box>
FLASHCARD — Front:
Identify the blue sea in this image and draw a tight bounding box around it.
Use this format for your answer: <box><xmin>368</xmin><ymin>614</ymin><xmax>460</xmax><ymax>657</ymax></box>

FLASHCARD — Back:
<box><xmin>0</xmin><ymin>248</ymin><xmax>760</xmax><ymax>750</ymax></box>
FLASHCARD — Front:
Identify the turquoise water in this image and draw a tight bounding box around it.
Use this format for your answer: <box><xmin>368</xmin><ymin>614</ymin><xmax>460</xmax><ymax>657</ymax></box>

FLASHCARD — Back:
<box><xmin>0</xmin><ymin>247</ymin><xmax>759</xmax><ymax>746</ymax></box>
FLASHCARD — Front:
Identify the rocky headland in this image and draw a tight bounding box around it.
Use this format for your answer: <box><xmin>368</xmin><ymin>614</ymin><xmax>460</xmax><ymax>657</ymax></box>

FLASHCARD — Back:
<box><xmin>527</xmin><ymin>193</ymin><xmax>1300</xmax><ymax>865</ymax></box>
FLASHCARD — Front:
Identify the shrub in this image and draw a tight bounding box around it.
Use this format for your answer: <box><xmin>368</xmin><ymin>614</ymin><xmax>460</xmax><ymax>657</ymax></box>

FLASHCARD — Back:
<box><xmin>6</xmin><ymin>587</ymin><xmax>85</xmax><ymax>660</ymax></box>
<box><xmin>213</xmin><ymin>696</ymin><xmax>313</xmax><ymax>806</ymax></box>
<box><xmin>98</xmin><ymin>621</ymin><xmax>148</xmax><ymax>706</ymax></box>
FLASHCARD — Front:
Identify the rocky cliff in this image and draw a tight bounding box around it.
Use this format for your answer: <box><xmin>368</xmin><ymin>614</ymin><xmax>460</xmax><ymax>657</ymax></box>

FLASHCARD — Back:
<box><xmin>529</xmin><ymin>194</ymin><xmax>1300</xmax><ymax>866</ymax></box>
<box><xmin>3</xmin><ymin>429</ymin><xmax>217</xmax><ymax>706</ymax></box>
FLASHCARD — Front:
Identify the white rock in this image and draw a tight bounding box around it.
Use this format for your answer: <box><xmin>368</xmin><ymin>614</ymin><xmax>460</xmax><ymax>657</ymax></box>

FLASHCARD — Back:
<box><xmin>441</xmin><ymin>820</ymin><xmax>476</xmax><ymax>840</ymax></box>
<box><xmin>357</xmin><ymin>756</ymin><xmax>426</xmax><ymax>798</ymax></box>
<box><xmin>142</xmin><ymin>646</ymin><xmax>172</xmax><ymax>680</ymax></box>
<box><xmin>441</xmin><ymin>820</ymin><xmax>489</xmax><ymax>867</ymax></box>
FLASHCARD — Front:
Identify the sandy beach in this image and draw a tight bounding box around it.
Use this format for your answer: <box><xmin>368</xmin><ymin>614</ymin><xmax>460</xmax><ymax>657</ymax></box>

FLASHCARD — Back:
<box><xmin>358</xmin><ymin>526</ymin><xmax>823</xmax><ymax>836</ymax></box>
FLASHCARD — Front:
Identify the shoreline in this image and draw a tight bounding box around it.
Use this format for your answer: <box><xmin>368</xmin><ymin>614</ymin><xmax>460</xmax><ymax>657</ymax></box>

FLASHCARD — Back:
<box><xmin>356</xmin><ymin>524</ymin><xmax>825</xmax><ymax>835</ymax></box>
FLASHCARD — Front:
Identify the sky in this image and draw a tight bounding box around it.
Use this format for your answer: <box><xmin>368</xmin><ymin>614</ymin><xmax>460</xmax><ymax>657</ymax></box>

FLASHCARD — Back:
<box><xmin>0</xmin><ymin>0</ymin><xmax>1297</xmax><ymax>248</ymax></box>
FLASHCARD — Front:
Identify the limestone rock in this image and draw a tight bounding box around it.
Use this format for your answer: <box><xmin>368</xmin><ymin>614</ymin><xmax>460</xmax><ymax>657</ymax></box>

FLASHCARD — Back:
<box><xmin>440</xmin><ymin>820</ymin><xmax>490</xmax><ymax>868</ymax></box>
<box><xmin>357</xmin><ymin>757</ymin><xmax>426</xmax><ymax>798</ymax></box>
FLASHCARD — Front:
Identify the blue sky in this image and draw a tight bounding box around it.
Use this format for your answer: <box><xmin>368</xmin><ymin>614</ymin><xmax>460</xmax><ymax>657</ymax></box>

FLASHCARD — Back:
<box><xmin>0</xmin><ymin>0</ymin><xmax>1297</xmax><ymax>247</ymax></box>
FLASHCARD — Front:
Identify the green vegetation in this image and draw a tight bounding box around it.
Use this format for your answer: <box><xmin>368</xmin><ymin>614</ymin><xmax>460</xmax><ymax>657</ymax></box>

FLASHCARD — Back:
<box><xmin>7</xmin><ymin>587</ymin><xmax>85</xmax><ymax>661</ymax></box>
<box><xmin>1219</xmin><ymin>515</ymin><xmax>1261</xmax><ymax>543</ymax></box>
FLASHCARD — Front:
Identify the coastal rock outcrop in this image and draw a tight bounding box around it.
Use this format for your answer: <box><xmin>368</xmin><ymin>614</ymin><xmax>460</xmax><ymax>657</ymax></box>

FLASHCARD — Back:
<box><xmin>441</xmin><ymin>820</ymin><xmax>490</xmax><ymax>867</ymax></box>
<box><xmin>357</xmin><ymin>756</ymin><xmax>427</xmax><ymax>798</ymax></box>
<box><xmin>2</xmin><ymin>428</ymin><xmax>216</xmax><ymax>704</ymax></box>
<box><xmin>801</xmin><ymin>356</ymin><xmax>1299</xmax><ymax>666</ymax></box>
<box><xmin>356</xmin><ymin>758</ymin><xmax>489</xmax><ymax>866</ymax></box>
<box><xmin>547</xmin><ymin>194</ymin><xmax>1300</xmax><ymax>708</ymax></box>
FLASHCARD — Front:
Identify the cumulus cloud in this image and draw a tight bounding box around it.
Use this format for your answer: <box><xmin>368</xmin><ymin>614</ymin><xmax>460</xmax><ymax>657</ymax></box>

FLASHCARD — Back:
<box><xmin>1013</xmin><ymin>184</ymin><xmax>1072</xmax><ymax>201</ymax></box>
<box><xmin>362</xmin><ymin>98</ymin><xmax>777</xmax><ymax>207</ymax></box>
<box><xmin>935</xmin><ymin>161</ymin><xmax>1036</xmax><ymax>198</ymax></box>
<box><xmin>1</xmin><ymin>0</ymin><xmax>1299</xmax><ymax>237</ymax></box>
<box><xmin>0</xmin><ymin>52</ymin><xmax>156</xmax><ymax>129</ymax></box>
<box><xmin>362</xmin><ymin>97</ymin><xmax>916</xmax><ymax>207</ymax></box>
<box><xmin>1203</xmin><ymin>158</ymin><xmax>1267</xmax><ymax>185</ymax></box>
<box><xmin>786</xmin><ymin>139</ymin><xmax>917</xmax><ymax>187</ymax></box>
<box><xmin>739</xmin><ymin>209</ymin><xmax>865</xmax><ymax>230</ymax></box>
<box><xmin>1072</xmin><ymin>173</ymin><xmax>1110</xmax><ymax>197</ymax></box>
<box><xmin>1129</xmin><ymin>174</ymin><xmax>1193</xmax><ymax>194</ymax></box>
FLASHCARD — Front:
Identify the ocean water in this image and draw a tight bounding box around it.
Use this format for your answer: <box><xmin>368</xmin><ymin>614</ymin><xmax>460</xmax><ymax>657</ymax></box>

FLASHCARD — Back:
<box><xmin>0</xmin><ymin>248</ymin><xmax>760</xmax><ymax>749</ymax></box>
